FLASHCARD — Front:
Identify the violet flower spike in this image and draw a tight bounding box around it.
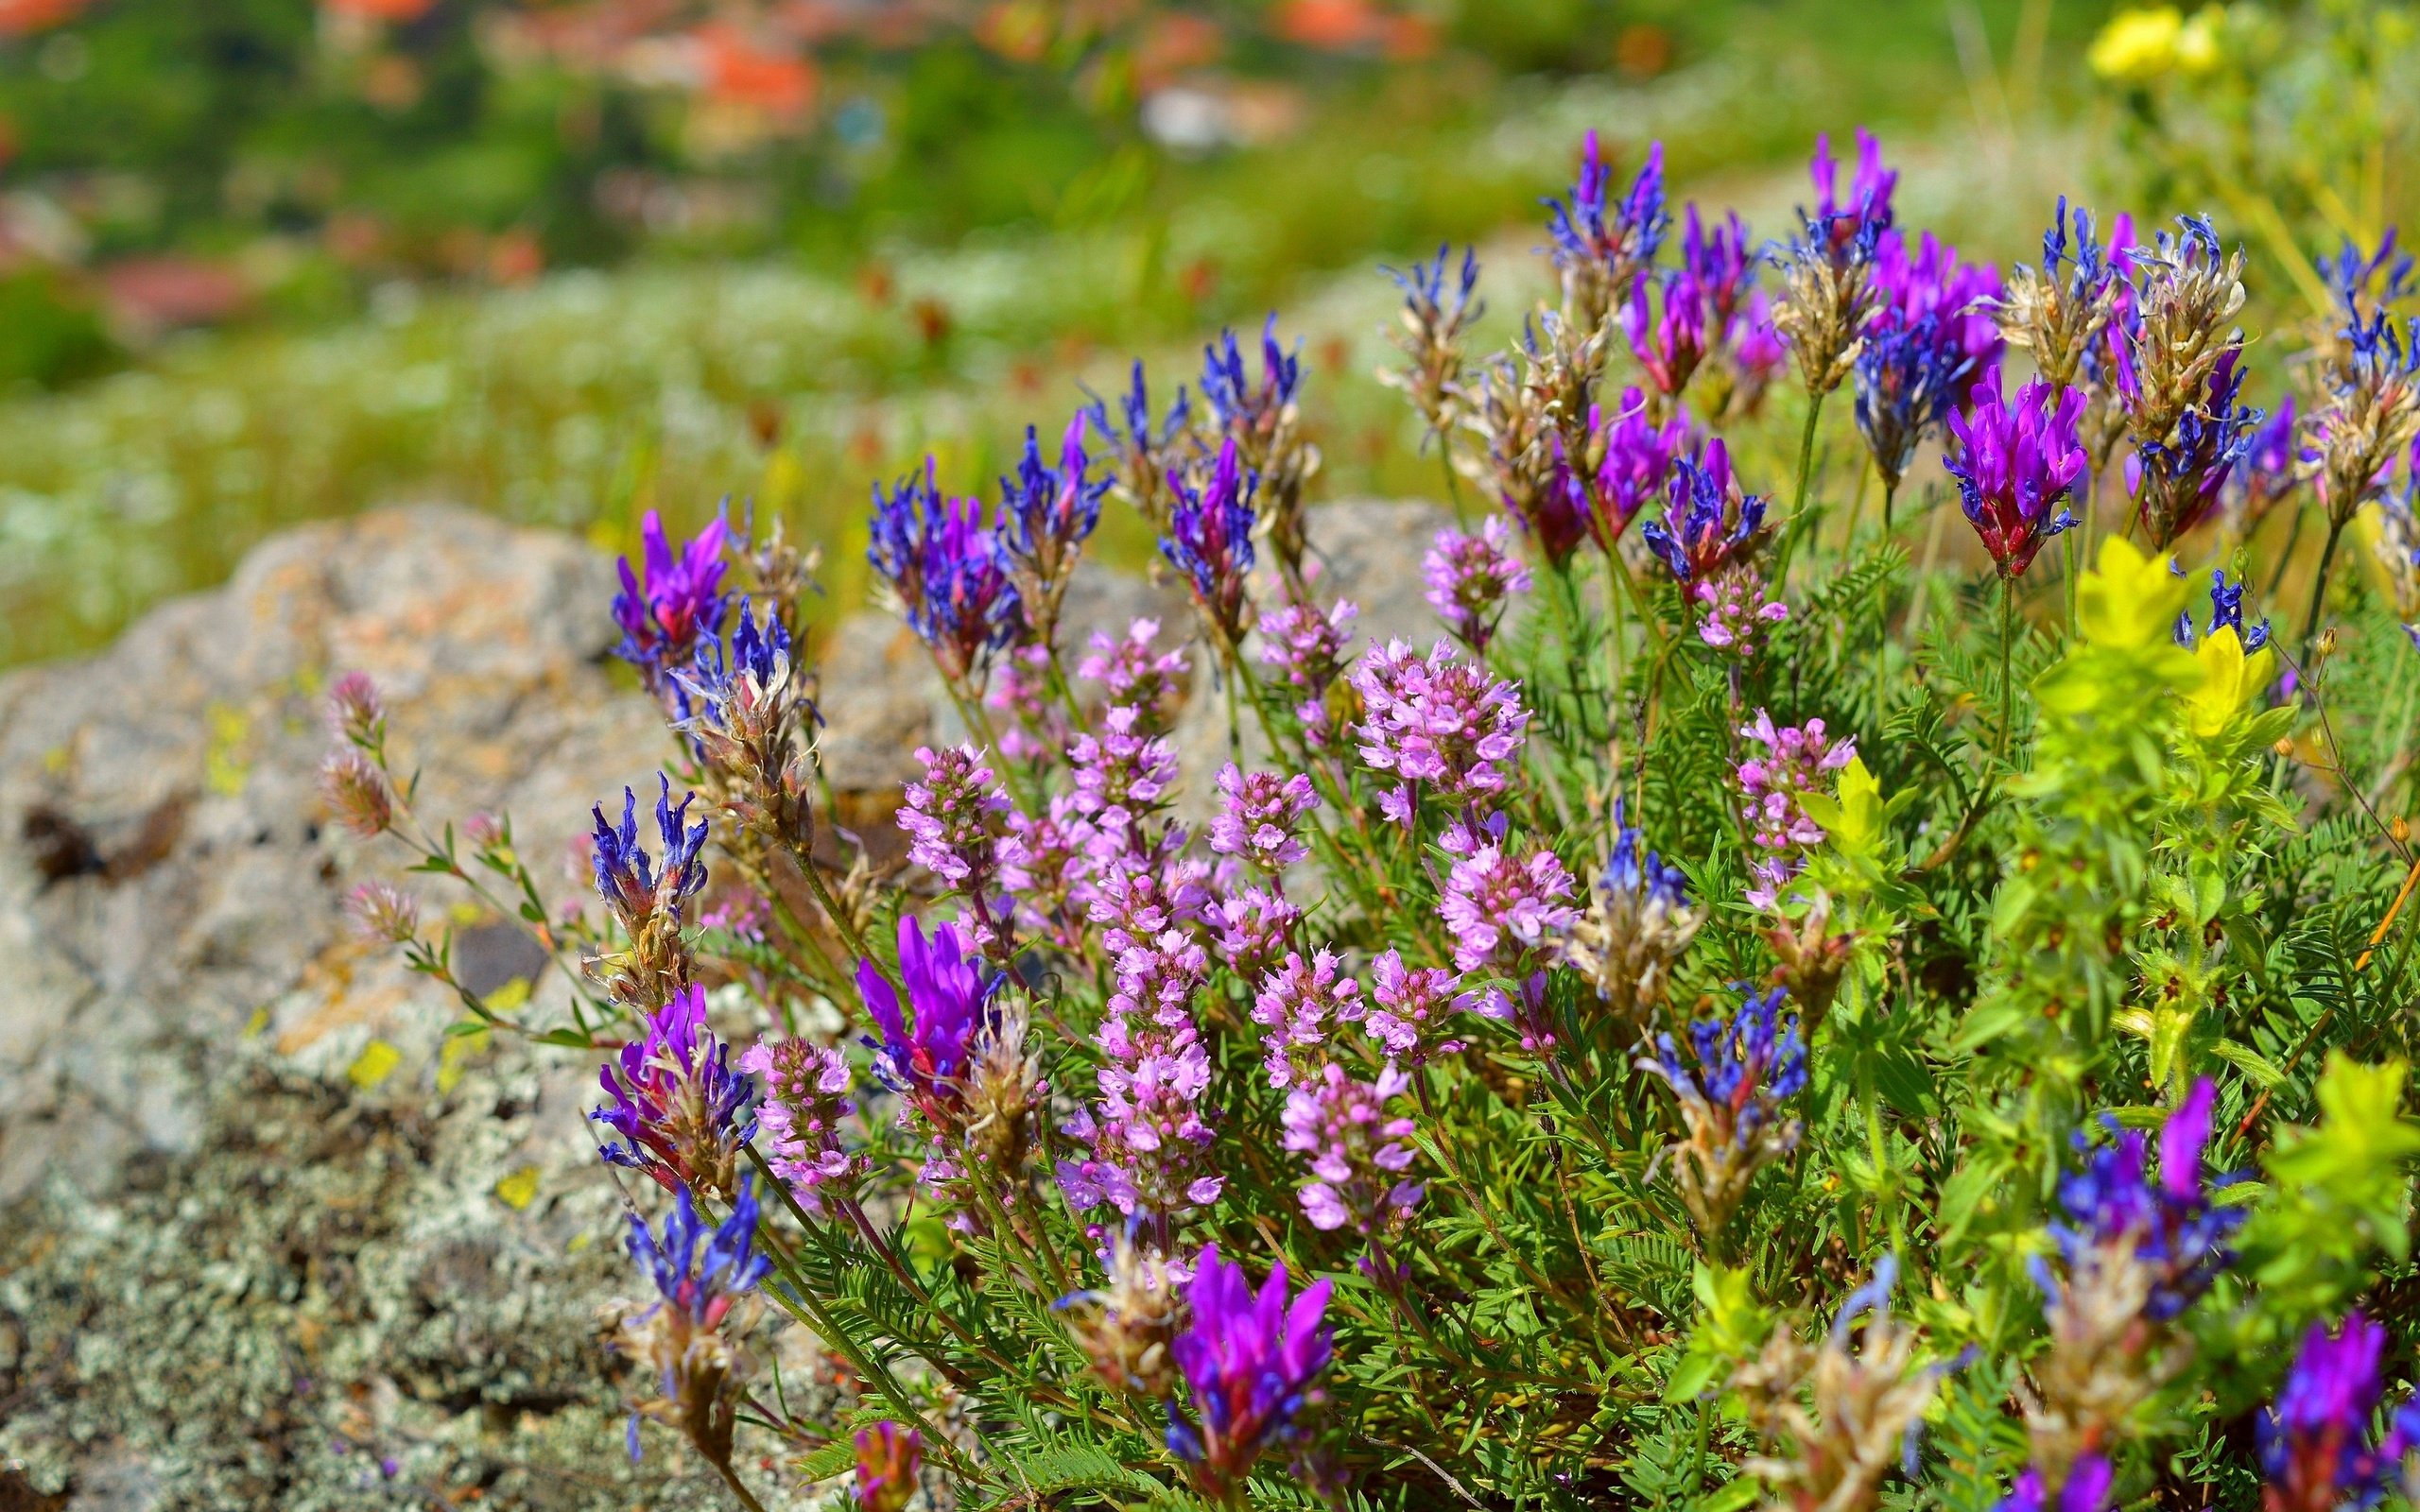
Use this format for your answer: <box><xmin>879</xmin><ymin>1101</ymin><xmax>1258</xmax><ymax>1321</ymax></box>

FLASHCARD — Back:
<box><xmin>858</xmin><ymin>915</ymin><xmax>991</xmax><ymax>1126</ymax></box>
<box><xmin>1641</xmin><ymin>437</ymin><xmax>1770</xmax><ymax>583</ymax></box>
<box><xmin>2049</xmin><ymin>1076</ymin><xmax>2245</xmax><ymax>1322</ymax></box>
<box><xmin>1943</xmin><ymin>369</ymin><xmax>2085</xmax><ymax>578</ymax></box>
<box><xmin>1201</xmin><ymin>315</ymin><xmax>1303</xmax><ymax>441</ymax></box>
<box><xmin>868</xmin><ymin>457</ymin><xmax>1025</xmax><ymax>686</ymax></box>
<box><xmin>1165</xmin><ymin>1246</ymin><xmax>1335</xmax><ymax>1499</ymax></box>
<box><xmin>594</xmin><ymin>982</ymin><xmax>757</xmax><ymax>1199</ymax></box>
<box><xmin>1592</xmin><ymin>387</ymin><xmax>1696</xmax><ymax>549</ymax></box>
<box><xmin>1210</xmin><ymin>763</ymin><xmax>1320</xmax><ymax>873</ymax></box>
<box><xmin>2136</xmin><ymin>348</ymin><xmax>2264</xmax><ymax>550</ymax></box>
<box><xmin>1809</xmin><ymin>126</ymin><xmax>1898</xmax><ymax>247</ymax></box>
<box><xmin>1362</xmin><ymin>949</ymin><xmax>1469</xmax><ymax>1068</ymax></box>
<box><xmin>1161</xmin><ymin>438</ymin><xmax>1258</xmax><ymax>647</ymax></box>
<box><xmin>1621</xmin><ymin>269</ymin><xmax>1708</xmax><ymax>399</ymax></box>
<box><xmin>1542</xmin><ymin>131</ymin><xmax>1668</xmax><ymax>329</ymax></box>
<box><xmin>612</xmin><ymin>507</ymin><xmax>731</xmax><ymax>679</ymax></box>
<box><xmin>1995</xmin><ymin>1453</ymin><xmax>2115</xmax><ymax>1512</ymax></box>
<box><xmin>2257</xmin><ymin>1313</ymin><xmax>2405</xmax><ymax>1512</ymax></box>
<box><xmin>613</xmin><ymin>1177</ymin><xmax>771</xmax><ymax>1468</ymax></box>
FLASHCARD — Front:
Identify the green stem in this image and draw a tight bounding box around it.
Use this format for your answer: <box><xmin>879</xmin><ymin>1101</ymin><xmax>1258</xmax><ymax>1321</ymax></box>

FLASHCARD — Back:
<box><xmin>2302</xmin><ymin>511</ymin><xmax>2349</xmax><ymax>667</ymax></box>
<box><xmin>1996</xmin><ymin>576</ymin><xmax>2017</xmax><ymax>764</ymax></box>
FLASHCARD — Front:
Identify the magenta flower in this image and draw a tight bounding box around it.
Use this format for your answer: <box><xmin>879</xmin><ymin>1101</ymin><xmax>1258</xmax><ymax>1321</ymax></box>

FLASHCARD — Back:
<box><xmin>1422</xmin><ymin>516</ymin><xmax>1531</xmax><ymax>652</ymax></box>
<box><xmin>1438</xmin><ymin>812</ymin><xmax>1581</xmax><ymax>975</ymax></box>
<box><xmin>1162</xmin><ymin>438</ymin><xmax>1258</xmax><ymax>645</ymax></box>
<box><xmin>1165</xmin><ymin>1246</ymin><xmax>1335</xmax><ymax>1498</ymax></box>
<box><xmin>2257</xmin><ymin>1313</ymin><xmax>2413</xmax><ymax>1512</ymax></box>
<box><xmin>1213</xmin><ymin>886</ymin><xmax>1303</xmax><ymax>985</ymax></box>
<box><xmin>1995</xmin><ymin>1454</ymin><xmax>2114</xmax><ymax>1512</ymax></box>
<box><xmin>613</xmin><ymin>508</ymin><xmax>732</xmax><ymax>677</ymax></box>
<box><xmin>1362</xmin><ymin>949</ymin><xmax>1470</xmax><ymax>1068</ymax></box>
<box><xmin>1737</xmin><ymin>711</ymin><xmax>1856</xmax><ymax>910</ymax></box>
<box><xmin>1068</xmin><ymin>705</ymin><xmax>1182</xmax><ymax>861</ymax></box>
<box><xmin>1282</xmin><ymin>1061</ymin><xmax>1423</xmax><ymax>1234</ymax></box>
<box><xmin>1682</xmin><ymin>204</ymin><xmax>1759</xmax><ymax>332</ymax></box>
<box><xmin>1350</xmin><ymin>640</ymin><xmax>1530</xmax><ymax>825</ymax></box>
<box><xmin>1062</xmin><ymin>922</ymin><xmax>1224</xmax><ymax>1224</ymax></box>
<box><xmin>854</xmin><ymin>1421</ymin><xmax>923</xmax><ymax>1512</ymax></box>
<box><xmin>1210</xmin><ymin>764</ymin><xmax>1320</xmax><ymax>873</ymax></box>
<box><xmin>1808</xmin><ymin>126</ymin><xmax>1897</xmax><ymax>250</ymax></box>
<box><xmin>741</xmin><ymin>1037</ymin><xmax>863</xmax><ymax>1216</ymax></box>
<box><xmin>1874</xmin><ymin>229</ymin><xmax>2004</xmax><ymax>404</ymax></box>
<box><xmin>1944</xmin><ymin>369</ymin><xmax>2086</xmax><ymax>578</ymax></box>
<box><xmin>1080</xmin><ymin>617</ymin><xmax>1189</xmax><ymax>731</ymax></box>
<box><xmin>1621</xmin><ymin>270</ymin><xmax>1709</xmax><ymax>399</ymax></box>
<box><xmin>1640</xmin><ymin>438</ymin><xmax>1770</xmax><ymax>584</ymax></box>
<box><xmin>1252</xmin><ymin>948</ymin><xmax>1365</xmax><ymax>1089</ymax></box>
<box><xmin>1691</xmin><ymin>565</ymin><xmax>1789</xmax><ymax>656</ymax></box>
<box><xmin>869</xmin><ymin>459</ymin><xmax>1024</xmax><ymax>686</ymax></box>
<box><xmin>898</xmin><ymin>744</ymin><xmax>1008</xmax><ymax>894</ymax></box>
<box><xmin>1591</xmin><ymin>387</ymin><xmax>1697</xmax><ymax>550</ymax></box>
<box><xmin>858</xmin><ymin>916</ymin><xmax>989</xmax><ymax>1125</ymax></box>
<box><xmin>596</xmin><ymin>982</ymin><xmax>756</xmax><ymax>1198</ymax></box>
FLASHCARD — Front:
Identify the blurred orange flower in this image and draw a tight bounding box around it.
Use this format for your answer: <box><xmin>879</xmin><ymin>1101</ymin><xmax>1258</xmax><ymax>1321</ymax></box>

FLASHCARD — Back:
<box><xmin>694</xmin><ymin>22</ymin><xmax>818</xmax><ymax>118</ymax></box>
<box><xmin>322</xmin><ymin>0</ymin><xmax>439</xmax><ymax>20</ymax></box>
<box><xmin>0</xmin><ymin>0</ymin><xmax>86</xmax><ymax>36</ymax></box>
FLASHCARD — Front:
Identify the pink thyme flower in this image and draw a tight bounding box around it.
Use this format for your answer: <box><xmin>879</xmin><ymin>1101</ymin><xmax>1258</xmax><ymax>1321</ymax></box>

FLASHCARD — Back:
<box><xmin>1060</xmin><ymin>925</ymin><xmax>1224</xmax><ymax>1223</ymax></box>
<box><xmin>1258</xmin><ymin>596</ymin><xmax>1357</xmax><ymax>694</ymax></box>
<box><xmin>998</xmin><ymin>794</ymin><xmax>1099</xmax><ymax>947</ymax></box>
<box><xmin>1251</xmin><ymin>948</ymin><xmax>1364</xmax><ymax>1089</ymax></box>
<box><xmin>1691</xmin><ymin>565</ymin><xmax>1789</xmax><ymax>655</ymax></box>
<box><xmin>1422</xmin><ymin>516</ymin><xmax>1532</xmax><ymax>652</ymax></box>
<box><xmin>1212</xmin><ymin>886</ymin><xmax>1303</xmax><ymax>985</ymax></box>
<box><xmin>985</xmin><ymin>644</ymin><xmax>1069</xmax><ymax>764</ymax></box>
<box><xmin>898</xmin><ymin>744</ymin><xmax>1009</xmax><ymax>893</ymax></box>
<box><xmin>1362</xmin><ymin>950</ymin><xmax>1470</xmax><ymax>1068</ymax></box>
<box><xmin>1438</xmin><ymin>813</ymin><xmax>1581</xmax><ymax>975</ymax></box>
<box><xmin>1080</xmin><ymin>618</ymin><xmax>1189</xmax><ymax>734</ymax></box>
<box><xmin>1069</xmin><ymin>705</ymin><xmax>1181</xmax><ymax>860</ymax></box>
<box><xmin>1350</xmin><ymin>640</ymin><xmax>1530</xmax><ymax>825</ymax></box>
<box><xmin>1281</xmin><ymin>1061</ymin><xmax>1424</xmax><ymax>1234</ymax></box>
<box><xmin>1209</xmin><ymin>764</ymin><xmax>1320</xmax><ymax>873</ymax></box>
<box><xmin>741</xmin><ymin>1037</ymin><xmax>864</xmax><ymax>1216</ymax></box>
<box><xmin>1737</xmin><ymin>710</ymin><xmax>1857</xmax><ymax>910</ymax></box>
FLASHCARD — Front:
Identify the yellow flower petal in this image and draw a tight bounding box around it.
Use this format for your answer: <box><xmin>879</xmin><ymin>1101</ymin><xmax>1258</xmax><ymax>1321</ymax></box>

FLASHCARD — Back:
<box><xmin>2090</xmin><ymin>7</ymin><xmax>2185</xmax><ymax>80</ymax></box>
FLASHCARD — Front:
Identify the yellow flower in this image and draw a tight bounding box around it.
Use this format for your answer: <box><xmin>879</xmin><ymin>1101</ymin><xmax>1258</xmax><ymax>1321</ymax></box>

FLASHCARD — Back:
<box><xmin>2187</xmin><ymin>625</ymin><xmax>2276</xmax><ymax>737</ymax></box>
<box><xmin>2090</xmin><ymin>7</ymin><xmax>2185</xmax><ymax>81</ymax></box>
<box><xmin>2173</xmin><ymin>8</ymin><xmax>2223</xmax><ymax>73</ymax></box>
<box><xmin>2077</xmin><ymin>535</ymin><xmax>2195</xmax><ymax>651</ymax></box>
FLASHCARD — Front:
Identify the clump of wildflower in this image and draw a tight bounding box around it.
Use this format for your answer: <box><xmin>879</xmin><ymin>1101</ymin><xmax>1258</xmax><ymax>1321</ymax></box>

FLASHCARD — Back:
<box><xmin>1081</xmin><ymin>618</ymin><xmax>1189</xmax><ymax>735</ymax></box>
<box><xmin>612</xmin><ymin>508</ymin><xmax>731</xmax><ymax>690</ymax></box>
<box><xmin>1856</xmin><ymin>229</ymin><xmax>2003</xmax><ymax>497</ymax></box>
<box><xmin>345</xmin><ymin>879</ymin><xmax>419</xmax><ymax>944</ymax></box>
<box><xmin>1544</xmin><ymin>130</ymin><xmax>1668</xmax><ymax>334</ymax></box>
<box><xmin>899</xmin><ymin>744</ymin><xmax>1008</xmax><ymax>896</ymax></box>
<box><xmin>1210</xmin><ymin>764</ymin><xmax>1319</xmax><ymax>874</ymax></box>
<box><xmin>1945</xmin><ymin>369</ymin><xmax>2087</xmax><ymax>577</ymax></box>
<box><xmin>1875</xmin><ymin>230</ymin><xmax>2005</xmax><ymax>403</ymax></box>
<box><xmin>1772</xmin><ymin>129</ymin><xmax>1895</xmax><ymax>400</ymax></box>
<box><xmin>997</xmin><ymin>414</ymin><xmax>1110</xmax><ymax>650</ymax></box>
<box><xmin>1088</xmin><ymin>361</ymin><xmax>1192</xmax><ymax>529</ymax></box>
<box><xmin>1061</xmin><ymin>944</ymin><xmax>1225</xmax><ymax>1225</ymax></box>
<box><xmin>1165</xmin><ymin>1246</ymin><xmax>1335</xmax><ymax>1502</ymax></box>
<box><xmin>1258</xmin><ymin>594</ymin><xmax>1357</xmax><ymax>743</ymax></box>
<box><xmin>1068</xmin><ymin>705</ymin><xmax>1182</xmax><ymax>863</ymax></box>
<box><xmin>1422</xmin><ymin>516</ymin><xmax>1530</xmax><ymax>652</ymax></box>
<box><xmin>1641</xmin><ymin>438</ymin><xmax>1771</xmax><ymax>585</ymax></box>
<box><xmin>1382</xmin><ymin>243</ymin><xmax>1483</xmax><ymax>437</ymax></box>
<box><xmin>1640</xmin><ymin>986</ymin><xmax>1806</xmax><ymax>1244</ymax></box>
<box><xmin>610</xmin><ymin>1178</ymin><xmax>772</xmax><ymax>1471</ymax></box>
<box><xmin>2256</xmin><ymin>1313</ymin><xmax>2420</xmax><ymax>1512</ymax></box>
<box><xmin>1564</xmin><ymin>802</ymin><xmax>1703</xmax><ymax>1028</ymax></box>
<box><xmin>854</xmin><ymin>1421</ymin><xmax>922</xmax><ymax>1512</ymax></box>
<box><xmin>1438</xmin><ymin>811</ymin><xmax>1582</xmax><ymax>979</ymax></box>
<box><xmin>1253</xmin><ymin>948</ymin><xmax>1365</xmax><ymax>1089</ymax></box>
<box><xmin>596</xmin><ymin>982</ymin><xmax>756</xmax><ymax>1200</ymax></box>
<box><xmin>1589</xmin><ymin>387</ymin><xmax>1697</xmax><ymax>550</ymax></box>
<box><xmin>1737</xmin><ymin>712</ymin><xmax>1857</xmax><ymax>911</ymax></box>
<box><xmin>1692</xmin><ymin>565</ymin><xmax>1789</xmax><ymax>656</ymax></box>
<box><xmin>320</xmin><ymin>747</ymin><xmax>393</xmax><ymax>838</ymax></box>
<box><xmin>2135</xmin><ymin>349</ymin><xmax>2264</xmax><ymax>550</ymax></box>
<box><xmin>1735</xmin><ymin>1261</ymin><xmax>1944</xmax><ymax>1512</ymax></box>
<box><xmin>2024</xmin><ymin>1079</ymin><xmax>2243</xmax><ymax>1480</ymax></box>
<box><xmin>677</xmin><ymin>599</ymin><xmax>819</xmax><ymax>851</ymax></box>
<box><xmin>1351</xmin><ymin>640</ymin><xmax>1530</xmax><ymax>824</ymax></box>
<box><xmin>1283</xmin><ymin>1061</ymin><xmax>1423</xmax><ymax>1236</ymax></box>
<box><xmin>859</xmin><ymin>915</ymin><xmax>989</xmax><ymax>1136</ymax></box>
<box><xmin>1062</xmin><ymin>1231</ymin><xmax>1184</xmax><ymax>1400</ymax></box>
<box><xmin>868</xmin><ymin>458</ymin><xmax>1023</xmax><ymax>690</ymax></box>
<box><xmin>740</xmin><ymin>1036</ymin><xmax>862</xmax><ymax>1216</ymax></box>
<box><xmin>1362</xmin><ymin>949</ymin><xmax>1469</xmax><ymax>1069</ymax></box>
<box><xmin>1213</xmin><ymin>886</ymin><xmax>1303</xmax><ymax>984</ymax></box>
<box><xmin>1163</xmin><ymin>438</ymin><xmax>1259</xmax><ymax>650</ymax></box>
<box><xmin>589</xmin><ymin>776</ymin><xmax>711</xmax><ymax>1011</ymax></box>
<box><xmin>1992</xmin><ymin>198</ymin><xmax>2128</xmax><ymax>392</ymax></box>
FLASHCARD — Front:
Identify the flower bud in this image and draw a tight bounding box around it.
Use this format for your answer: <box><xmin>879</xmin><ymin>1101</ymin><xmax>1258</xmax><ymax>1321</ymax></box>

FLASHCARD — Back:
<box><xmin>320</xmin><ymin>747</ymin><xmax>393</xmax><ymax>837</ymax></box>
<box><xmin>324</xmin><ymin>671</ymin><xmax>386</xmax><ymax>747</ymax></box>
<box><xmin>854</xmin><ymin>1421</ymin><xmax>923</xmax><ymax>1512</ymax></box>
<box><xmin>346</xmin><ymin>880</ymin><xmax>420</xmax><ymax>944</ymax></box>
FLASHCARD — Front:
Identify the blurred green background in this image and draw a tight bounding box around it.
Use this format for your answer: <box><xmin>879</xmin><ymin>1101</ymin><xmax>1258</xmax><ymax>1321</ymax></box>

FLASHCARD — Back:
<box><xmin>0</xmin><ymin>0</ymin><xmax>2406</xmax><ymax>666</ymax></box>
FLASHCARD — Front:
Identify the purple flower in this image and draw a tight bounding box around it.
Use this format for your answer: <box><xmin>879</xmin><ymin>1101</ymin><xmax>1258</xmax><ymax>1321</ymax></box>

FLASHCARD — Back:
<box><xmin>1350</xmin><ymin>640</ymin><xmax>1530</xmax><ymax>823</ymax></box>
<box><xmin>1282</xmin><ymin>1061</ymin><xmax>1423</xmax><ymax>1234</ymax></box>
<box><xmin>1069</xmin><ymin>705</ymin><xmax>1182</xmax><ymax>861</ymax></box>
<box><xmin>613</xmin><ymin>508</ymin><xmax>731</xmax><ymax>677</ymax></box>
<box><xmin>1691</xmin><ymin>565</ymin><xmax>1789</xmax><ymax>655</ymax></box>
<box><xmin>1085</xmin><ymin>360</ymin><xmax>1192</xmax><ymax>525</ymax></box>
<box><xmin>1565</xmin><ymin>799</ymin><xmax>1703</xmax><ymax>1019</ymax></box>
<box><xmin>998</xmin><ymin>414</ymin><xmax>1111</xmax><ymax>640</ymax></box>
<box><xmin>1808</xmin><ymin>127</ymin><xmax>1897</xmax><ymax>253</ymax></box>
<box><xmin>1640</xmin><ymin>437</ymin><xmax>1770</xmax><ymax>583</ymax></box>
<box><xmin>1737</xmin><ymin>712</ymin><xmax>1856</xmax><ymax>910</ymax></box>
<box><xmin>1081</xmin><ymin>618</ymin><xmax>1189</xmax><ymax>731</ymax></box>
<box><xmin>1062</xmin><ymin>925</ymin><xmax>1224</xmax><ymax>1223</ymax></box>
<box><xmin>614</xmin><ymin>1177</ymin><xmax>772</xmax><ymax>1463</ymax></box>
<box><xmin>1210</xmin><ymin>764</ymin><xmax>1320</xmax><ymax>873</ymax></box>
<box><xmin>2050</xmin><ymin>1077</ymin><xmax>2245</xmax><ymax>1322</ymax></box>
<box><xmin>592</xmin><ymin>775</ymin><xmax>710</xmax><ymax>930</ymax></box>
<box><xmin>2136</xmin><ymin>348</ymin><xmax>2264</xmax><ymax>548</ymax></box>
<box><xmin>596</xmin><ymin>982</ymin><xmax>757</xmax><ymax>1198</ymax></box>
<box><xmin>1590</xmin><ymin>388</ymin><xmax>1697</xmax><ymax>550</ymax></box>
<box><xmin>1543</xmin><ymin>131</ymin><xmax>1668</xmax><ymax>321</ymax></box>
<box><xmin>2177</xmin><ymin>568</ymin><xmax>2273</xmax><ymax>653</ymax></box>
<box><xmin>854</xmin><ymin>1421</ymin><xmax>923</xmax><ymax>1512</ymax></box>
<box><xmin>1682</xmin><ymin>205</ymin><xmax>1759</xmax><ymax>332</ymax></box>
<box><xmin>1361</xmin><ymin>949</ymin><xmax>1470</xmax><ymax>1068</ymax></box>
<box><xmin>1213</xmin><ymin>886</ymin><xmax>1302</xmax><ymax>985</ymax></box>
<box><xmin>869</xmin><ymin>458</ymin><xmax>1024</xmax><ymax>685</ymax></box>
<box><xmin>858</xmin><ymin>915</ymin><xmax>990</xmax><ymax>1125</ymax></box>
<box><xmin>1162</xmin><ymin>438</ymin><xmax>1258</xmax><ymax>645</ymax></box>
<box><xmin>2231</xmin><ymin>394</ymin><xmax>2303</xmax><ymax>522</ymax></box>
<box><xmin>2258</xmin><ymin>1313</ymin><xmax>2404</xmax><ymax>1512</ymax></box>
<box><xmin>1652</xmin><ymin>987</ymin><xmax>1808</xmax><ymax>1143</ymax></box>
<box><xmin>1257</xmin><ymin>595</ymin><xmax>1358</xmax><ymax>747</ymax></box>
<box><xmin>677</xmin><ymin>597</ymin><xmax>797</xmax><ymax>739</ymax></box>
<box><xmin>1201</xmin><ymin>316</ymin><xmax>1302</xmax><ymax>444</ymax></box>
<box><xmin>1253</xmin><ymin>948</ymin><xmax>1365</xmax><ymax>1089</ymax></box>
<box><xmin>741</xmin><ymin>1037</ymin><xmax>863</xmax><ymax>1216</ymax></box>
<box><xmin>1996</xmin><ymin>1453</ymin><xmax>2115</xmax><ymax>1512</ymax></box>
<box><xmin>1165</xmin><ymin>1246</ymin><xmax>1334</xmax><ymax>1498</ymax></box>
<box><xmin>898</xmin><ymin>744</ymin><xmax>1009</xmax><ymax>895</ymax></box>
<box><xmin>1438</xmin><ymin>812</ymin><xmax>1581</xmax><ymax>975</ymax></box>
<box><xmin>1873</xmin><ymin>229</ymin><xmax>2005</xmax><ymax>405</ymax></box>
<box><xmin>1422</xmin><ymin>516</ymin><xmax>1531</xmax><ymax>652</ymax></box>
<box><xmin>1621</xmin><ymin>270</ymin><xmax>1708</xmax><ymax>399</ymax></box>
<box><xmin>985</xmin><ymin>643</ymin><xmax>1068</xmax><ymax>765</ymax></box>
<box><xmin>1944</xmin><ymin>369</ymin><xmax>2086</xmax><ymax>578</ymax></box>
<box><xmin>999</xmin><ymin>794</ymin><xmax>1098</xmax><ymax>948</ymax></box>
